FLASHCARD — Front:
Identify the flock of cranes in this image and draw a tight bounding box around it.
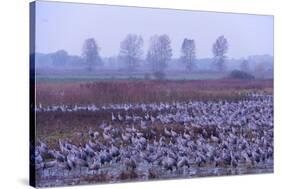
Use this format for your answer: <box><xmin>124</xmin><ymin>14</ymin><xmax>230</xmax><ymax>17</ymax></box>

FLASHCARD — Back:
<box><xmin>34</xmin><ymin>93</ymin><xmax>273</xmax><ymax>186</ymax></box>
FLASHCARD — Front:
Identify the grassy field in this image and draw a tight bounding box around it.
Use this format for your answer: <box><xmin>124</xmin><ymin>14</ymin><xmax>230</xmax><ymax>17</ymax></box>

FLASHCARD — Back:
<box><xmin>35</xmin><ymin>78</ymin><xmax>273</xmax><ymax>187</ymax></box>
<box><xmin>35</xmin><ymin>69</ymin><xmax>228</xmax><ymax>83</ymax></box>
<box><xmin>35</xmin><ymin>79</ymin><xmax>273</xmax><ymax>148</ymax></box>
<box><xmin>35</xmin><ymin>79</ymin><xmax>273</xmax><ymax>106</ymax></box>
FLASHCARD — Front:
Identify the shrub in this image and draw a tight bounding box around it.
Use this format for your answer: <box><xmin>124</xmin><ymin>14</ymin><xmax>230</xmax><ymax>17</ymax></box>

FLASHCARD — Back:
<box><xmin>144</xmin><ymin>73</ymin><xmax>152</xmax><ymax>80</ymax></box>
<box><xmin>229</xmin><ymin>70</ymin><xmax>255</xmax><ymax>80</ymax></box>
<box><xmin>153</xmin><ymin>71</ymin><xmax>166</xmax><ymax>80</ymax></box>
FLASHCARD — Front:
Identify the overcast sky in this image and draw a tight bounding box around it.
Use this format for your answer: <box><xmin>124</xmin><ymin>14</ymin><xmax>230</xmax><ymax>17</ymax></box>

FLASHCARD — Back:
<box><xmin>35</xmin><ymin>1</ymin><xmax>273</xmax><ymax>59</ymax></box>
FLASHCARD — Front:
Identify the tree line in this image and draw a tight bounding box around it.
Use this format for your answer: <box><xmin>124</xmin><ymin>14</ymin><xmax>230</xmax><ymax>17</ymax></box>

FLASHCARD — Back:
<box><xmin>47</xmin><ymin>34</ymin><xmax>272</xmax><ymax>79</ymax></box>
<box><xmin>79</xmin><ymin>34</ymin><xmax>228</xmax><ymax>73</ymax></box>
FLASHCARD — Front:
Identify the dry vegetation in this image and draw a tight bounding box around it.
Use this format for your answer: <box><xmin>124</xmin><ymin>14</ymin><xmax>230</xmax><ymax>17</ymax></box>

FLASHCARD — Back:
<box><xmin>36</xmin><ymin>79</ymin><xmax>273</xmax><ymax>148</ymax></box>
<box><xmin>36</xmin><ymin>79</ymin><xmax>273</xmax><ymax>106</ymax></box>
<box><xmin>34</xmin><ymin>79</ymin><xmax>273</xmax><ymax>187</ymax></box>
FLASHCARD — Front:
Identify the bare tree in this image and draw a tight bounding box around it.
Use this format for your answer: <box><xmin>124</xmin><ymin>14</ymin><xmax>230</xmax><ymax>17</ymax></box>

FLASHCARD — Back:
<box><xmin>147</xmin><ymin>34</ymin><xmax>172</xmax><ymax>74</ymax></box>
<box><xmin>119</xmin><ymin>34</ymin><xmax>143</xmax><ymax>71</ymax></box>
<box><xmin>212</xmin><ymin>35</ymin><xmax>228</xmax><ymax>71</ymax></box>
<box><xmin>181</xmin><ymin>38</ymin><xmax>196</xmax><ymax>72</ymax></box>
<box><xmin>82</xmin><ymin>38</ymin><xmax>101</xmax><ymax>70</ymax></box>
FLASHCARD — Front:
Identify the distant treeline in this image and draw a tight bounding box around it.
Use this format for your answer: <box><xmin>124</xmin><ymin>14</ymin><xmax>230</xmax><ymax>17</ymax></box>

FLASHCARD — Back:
<box><xmin>35</xmin><ymin>34</ymin><xmax>273</xmax><ymax>77</ymax></box>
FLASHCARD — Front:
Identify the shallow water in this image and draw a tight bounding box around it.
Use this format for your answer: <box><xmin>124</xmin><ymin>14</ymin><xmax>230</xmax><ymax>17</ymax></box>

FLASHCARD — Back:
<box><xmin>36</xmin><ymin>162</ymin><xmax>273</xmax><ymax>187</ymax></box>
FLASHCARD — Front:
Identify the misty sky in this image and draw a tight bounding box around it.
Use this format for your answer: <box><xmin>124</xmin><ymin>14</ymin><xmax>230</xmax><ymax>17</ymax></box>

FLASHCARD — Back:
<box><xmin>35</xmin><ymin>1</ymin><xmax>273</xmax><ymax>59</ymax></box>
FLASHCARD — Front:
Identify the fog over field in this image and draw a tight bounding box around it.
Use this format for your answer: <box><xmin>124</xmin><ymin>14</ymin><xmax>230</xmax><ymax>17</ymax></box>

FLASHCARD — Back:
<box><xmin>34</xmin><ymin>1</ymin><xmax>273</xmax><ymax>81</ymax></box>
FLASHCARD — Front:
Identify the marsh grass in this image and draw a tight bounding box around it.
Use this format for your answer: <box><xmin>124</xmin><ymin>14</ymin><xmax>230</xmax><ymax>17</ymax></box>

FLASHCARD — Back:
<box><xmin>36</xmin><ymin>79</ymin><xmax>273</xmax><ymax>106</ymax></box>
